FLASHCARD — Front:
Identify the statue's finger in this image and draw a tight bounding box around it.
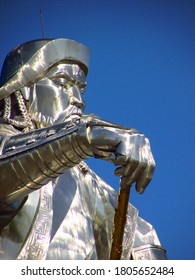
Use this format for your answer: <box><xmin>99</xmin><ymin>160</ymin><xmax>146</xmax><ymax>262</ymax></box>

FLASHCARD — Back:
<box><xmin>135</xmin><ymin>163</ymin><xmax>155</xmax><ymax>194</ymax></box>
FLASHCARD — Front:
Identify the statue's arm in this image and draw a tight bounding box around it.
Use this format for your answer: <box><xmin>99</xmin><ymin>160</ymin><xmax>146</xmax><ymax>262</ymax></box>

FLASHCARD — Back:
<box><xmin>0</xmin><ymin>120</ymin><xmax>92</xmax><ymax>204</ymax></box>
<box><xmin>0</xmin><ymin>115</ymin><xmax>155</xmax><ymax>204</ymax></box>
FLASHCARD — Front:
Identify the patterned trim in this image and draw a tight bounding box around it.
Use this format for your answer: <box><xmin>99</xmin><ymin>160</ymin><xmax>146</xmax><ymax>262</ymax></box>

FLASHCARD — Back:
<box><xmin>17</xmin><ymin>182</ymin><xmax>53</xmax><ymax>260</ymax></box>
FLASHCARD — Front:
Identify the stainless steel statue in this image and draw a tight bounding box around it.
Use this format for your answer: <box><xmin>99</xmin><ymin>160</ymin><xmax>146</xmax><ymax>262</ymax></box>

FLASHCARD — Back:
<box><xmin>0</xmin><ymin>38</ymin><xmax>167</xmax><ymax>260</ymax></box>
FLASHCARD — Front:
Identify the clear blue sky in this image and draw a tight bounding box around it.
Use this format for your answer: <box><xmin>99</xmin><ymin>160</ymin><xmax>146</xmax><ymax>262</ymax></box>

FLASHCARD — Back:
<box><xmin>0</xmin><ymin>0</ymin><xmax>194</xmax><ymax>260</ymax></box>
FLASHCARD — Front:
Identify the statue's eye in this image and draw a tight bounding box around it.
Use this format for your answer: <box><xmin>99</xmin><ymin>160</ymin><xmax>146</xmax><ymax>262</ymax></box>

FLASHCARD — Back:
<box><xmin>50</xmin><ymin>77</ymin><xmax>70</xmax><ymax>89</ymax></box>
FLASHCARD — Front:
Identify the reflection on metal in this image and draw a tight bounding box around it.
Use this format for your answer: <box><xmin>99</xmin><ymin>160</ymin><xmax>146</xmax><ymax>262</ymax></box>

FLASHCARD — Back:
<box><xmin>110</xmin><ymin>185</ymin><xmax>131</xmax><ymax>259</ymax></box>
<box><xmin>131</xmin><ymin>244</ymin><xmax>168</xmax><ymax>260</ymax></box>
<box><xmin>0</xmin><ymin>38</ymin><xmax>89</xmax><ymax>99</ymax></box>
<box><xmin>0</xmin><ymin>38</ymin><xmax>166</xmax><ymax>260</ymax></box>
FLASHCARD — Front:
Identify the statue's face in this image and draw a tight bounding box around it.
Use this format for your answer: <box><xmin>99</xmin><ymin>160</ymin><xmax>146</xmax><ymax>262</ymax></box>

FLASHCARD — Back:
<box><xmin>29</xmin><ymin>63</ymin><xmax>87</xmax><ymax>128</ymax></box>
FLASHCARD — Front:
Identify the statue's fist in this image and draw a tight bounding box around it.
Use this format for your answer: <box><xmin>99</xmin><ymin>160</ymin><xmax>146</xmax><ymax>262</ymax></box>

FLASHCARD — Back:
<box><xmin>113</xmin><ymin>133</ymin><xmax>155</xmax><ymax>193</ymax></box>
<box><xmin>81</xmin><ymin>115</ymin><xmax>155</xmax><ymax>194</ymax></box>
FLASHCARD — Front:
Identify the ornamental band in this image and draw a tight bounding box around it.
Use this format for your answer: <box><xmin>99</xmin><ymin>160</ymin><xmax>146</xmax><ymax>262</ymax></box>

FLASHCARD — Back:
<box><xmin>0</xmin><ymin>38</ymin><xmax>167</xmax><ymax>260</ymax></box>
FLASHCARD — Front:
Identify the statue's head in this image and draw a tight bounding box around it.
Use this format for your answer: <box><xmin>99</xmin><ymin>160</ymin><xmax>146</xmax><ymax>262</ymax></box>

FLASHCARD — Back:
<box><xmin>0</xmin><ymin>38</ymin><xmax>90</xmax><ymax>129</ymax></box>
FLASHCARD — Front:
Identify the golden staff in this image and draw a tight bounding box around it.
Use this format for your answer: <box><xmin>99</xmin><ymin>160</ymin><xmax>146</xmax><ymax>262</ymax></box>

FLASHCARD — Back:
<box><xmin>110</xmin><ymin>184</ymin><xmax>132</xmax><ymax>260</ymax></box>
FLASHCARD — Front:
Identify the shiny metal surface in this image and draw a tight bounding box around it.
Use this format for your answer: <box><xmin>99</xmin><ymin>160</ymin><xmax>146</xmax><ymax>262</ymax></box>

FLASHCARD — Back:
<box><xmin>0</xmin><ymin>39</ymin><xmax>52</xmax><ymax>87</ymax></box>
<box><xmin>131</xmin><ymin>244</ymin><xmax>168</xmax><ymax>260</ymax></box>
<box><xmin>29</xmin><ymin>64</ymin><xmax>86</xmax><ymax>128</ymax></box>
<box><xmin>0</xmin><ymin>38</ymin><xmax>164</xmax><ymax>259</ymax></box>
<box><xmin>0</xmin><ymin>38</ymin><xmax>89</xmax><ymax>100</ymax></box>
<box><xmin>0</xmin><ymin>113</ymin><xmax>154</xmax><ymax>204</ymax></box>
<box><xmin>110</xmin><ymin>185</ymin><xmax>131</xmax><ymax>260</ymax></box>
<box><xmin>0</xmin><ymin>119</ymin><xmax>90</xmax><ymax>204</ymax></box>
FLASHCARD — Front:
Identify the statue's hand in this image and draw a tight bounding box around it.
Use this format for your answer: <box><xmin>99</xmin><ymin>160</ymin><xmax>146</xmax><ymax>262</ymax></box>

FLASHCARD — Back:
<box><xmin>81</xmin><ymin>115</ymin><xmax>155</xmax><ymax>194</ymax></box>
<box><xmin>113</xmin><ymin>132</ymin><xmax>155</xmax><ymax>193</ymax></box>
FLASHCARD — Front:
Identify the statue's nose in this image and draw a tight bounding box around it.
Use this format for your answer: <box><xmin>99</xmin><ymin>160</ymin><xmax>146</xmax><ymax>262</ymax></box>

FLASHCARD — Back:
<box><xmin>69</xmin><ymin>86</ymin><xmax>85</xmax><ymax>111</ymax></box>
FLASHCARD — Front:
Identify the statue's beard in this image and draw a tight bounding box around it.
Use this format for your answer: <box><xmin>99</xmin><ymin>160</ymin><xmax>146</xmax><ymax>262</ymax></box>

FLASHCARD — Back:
<box><xmin>30</xmin><ymin>104</ymin><xmax>83</xmax><ymax>128</ymax></box>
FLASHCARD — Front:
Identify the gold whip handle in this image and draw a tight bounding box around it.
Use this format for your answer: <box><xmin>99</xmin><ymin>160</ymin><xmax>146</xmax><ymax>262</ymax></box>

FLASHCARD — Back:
<box><xmin>110</xmin><ymin>185</ymin><xmax>131</xmax><ymax>260</ymax></box>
